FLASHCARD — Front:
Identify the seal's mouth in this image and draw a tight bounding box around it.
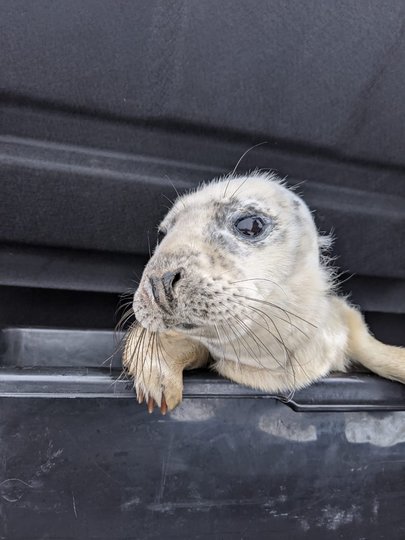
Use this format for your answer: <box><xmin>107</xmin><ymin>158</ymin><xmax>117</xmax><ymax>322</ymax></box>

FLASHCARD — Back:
<box><xmin>133</xmin><ymin>285</ymin><xmax>202</xmax><ymax>333</ymax></box>
<box><xmin>176</xmin><ymin>322</ymin><xmax>200</xmax><ymax>330</ymax></box>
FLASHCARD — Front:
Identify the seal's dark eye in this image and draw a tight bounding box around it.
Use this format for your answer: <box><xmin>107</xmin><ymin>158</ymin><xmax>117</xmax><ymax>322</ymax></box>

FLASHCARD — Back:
<box><xmin>157</xmin><ymin>229</ymin><xmax>166</xmax><ymax>244</ymax></box>
<box><xmin>234</xmin><ymin>216</ymin><xmax>266</xmax><ymax>238</ymax></box>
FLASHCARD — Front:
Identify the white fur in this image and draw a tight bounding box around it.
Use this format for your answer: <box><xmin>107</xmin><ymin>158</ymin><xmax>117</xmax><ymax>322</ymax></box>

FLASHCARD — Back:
<box><xmin>124</xmin><ymin>173</ymin><xmax>405</xmax><ymax>410</ymax></box>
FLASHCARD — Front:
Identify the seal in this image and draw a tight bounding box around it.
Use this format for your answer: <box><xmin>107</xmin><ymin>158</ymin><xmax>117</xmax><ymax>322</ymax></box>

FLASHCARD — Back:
<box><xmin>123</xmin><ymin>172</ymin><xmax>405</xmax><ymax>413</ymax></box>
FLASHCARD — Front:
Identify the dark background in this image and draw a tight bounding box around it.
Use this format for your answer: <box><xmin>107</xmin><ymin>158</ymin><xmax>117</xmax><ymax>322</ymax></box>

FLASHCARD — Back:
<box><xmin>1</xmin><ymin>3</ymin><xmax>405</xmax><ymax>539</ymax></box>
<box><xmin>1</xmin><ymin>0</ymin><xmax>404</xmax><ymax>342</ymax></box>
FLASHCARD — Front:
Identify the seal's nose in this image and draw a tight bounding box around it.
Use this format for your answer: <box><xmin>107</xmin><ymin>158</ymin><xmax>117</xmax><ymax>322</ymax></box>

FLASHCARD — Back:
<box><xmin>149</xmin><ymin>268</ymin><xmax>183</xmax><ymax>307</ymax></box>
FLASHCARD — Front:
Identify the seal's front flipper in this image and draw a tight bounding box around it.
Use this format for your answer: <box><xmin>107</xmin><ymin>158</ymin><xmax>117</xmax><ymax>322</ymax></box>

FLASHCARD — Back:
<box><xmin>123</xmin><ymin>325</ymin><xmax>209</xmax><ymax>413</ymax></box>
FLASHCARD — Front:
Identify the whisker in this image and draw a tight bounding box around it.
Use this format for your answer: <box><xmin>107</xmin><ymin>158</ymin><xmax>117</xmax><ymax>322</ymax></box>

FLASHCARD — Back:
<box><xmin>228</xmin><ymin>316</ymin><xmax>270</xmax><ymax>370</ymax></box>
<box><xmin>229</xmin><ymin>278</ymin><xmax>288</xmax><ymax>297</ymax></box>
<box><xmin>223</xmin><ymin>142</ymin><xmax>268</xmax><ymax>197</ymax></box>
<box><xmin>233</xmin><ymin>294</ymin><xmax>318</xmax><ymax>328</ymax></box>
<box><xmin>228</xmin><ymin>312</ymin><xmax>298</xmax><ymax>399</ymax></box>
<box><xmin>165</xmin><ymin>175</ymin><xmax>186</xmax><ymax>209</ymax></box>
<box><xmin>119</xmin><ymin>288</ymin><xmax>136</xmax><ymax>299</ymax></box>
<box><xmin>147</xmin><ymin>231</ymin><xmax>152</xmax><ymax>258</ymax></box>
<box><xmin>231</xmin><ymin>300</ymin><xmax>316</xmax><ymax>378</ymax></box>
<box><xmin>219</xmin><ymin>320</ymin><xmax>244</xmax><ymax>372</ymax></box>
<box><xmin>137</xmin><ymin>327</ymin><xmax>149</xmax><ymax>389</ymax></box>
<box><xmin>102</xmin><ymin>300</ymin><xmax>137</xmax><ymax>372</ymax></box>
<box><xmin>213</xmin><ymin>323</ymin><xmax>227</xmax><ymax>365</ymax></box>
<box><xmin>223</xmin><ymin>295</ymin><xmax>311</xmax><ymax>340</ymax></box>
<box><xmin>161</xmin><ymin>193</ymin><xmax>175</xmax><ymax>207</ymax></box>
<box><xmin>150</xmin><ymin>331</ymin><xmax>161</xmax><ymax>380</ymax></box>
<box><xmin>156</xmin><ymin>333</ymin><xmax>169</xmax><ymax>370</ymax></box>
<box><xmin>231</xmin><ymin>311</ymin><xmax>286</xmax><ymax>370</ymax></box>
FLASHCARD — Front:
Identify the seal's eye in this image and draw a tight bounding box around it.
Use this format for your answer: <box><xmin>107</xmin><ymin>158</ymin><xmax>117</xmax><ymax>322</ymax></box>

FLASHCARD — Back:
<box><xmin>157</xmin><ymin>229</ymin><xmax>167</xmax><ymax>244</ymax></box>
<box><xmin>234</xmin><ymin>216</ymin><xmax>266</xmax><ymax>238</ymax></box>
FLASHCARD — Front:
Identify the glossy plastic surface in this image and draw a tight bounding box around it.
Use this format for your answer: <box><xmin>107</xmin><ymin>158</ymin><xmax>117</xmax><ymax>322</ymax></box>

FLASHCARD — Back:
<box><xmin>1</xmin><ymin>327</ymin><xmax>405</xmax><ymax>539</ymax></box>
<box><xmin>2</xmin><ymin>396</ymin><xmax>405</xmax><ymax>539</ymax></box>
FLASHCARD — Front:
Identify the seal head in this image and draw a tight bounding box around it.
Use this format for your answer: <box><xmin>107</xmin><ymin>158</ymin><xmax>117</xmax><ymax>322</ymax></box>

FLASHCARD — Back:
<box><xmin>133</xmin><ymin>173</ymin><xmax>332</xmax><ymax>370</ymax></box>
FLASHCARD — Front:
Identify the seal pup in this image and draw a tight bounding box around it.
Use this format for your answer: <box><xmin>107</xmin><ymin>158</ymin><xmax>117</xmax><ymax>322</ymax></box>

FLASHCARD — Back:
<box><xmin>123</xmin><ymin>172</ymin><xmax>405</xmax><ymax>413</ymax></box>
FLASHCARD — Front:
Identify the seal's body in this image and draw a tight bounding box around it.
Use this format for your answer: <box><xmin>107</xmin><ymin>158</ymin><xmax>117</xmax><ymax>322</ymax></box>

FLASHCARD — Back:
<box><xmin>124</xmin><ymin>173</ymin><xmax>405</xmax><ymax>412</ymax></box>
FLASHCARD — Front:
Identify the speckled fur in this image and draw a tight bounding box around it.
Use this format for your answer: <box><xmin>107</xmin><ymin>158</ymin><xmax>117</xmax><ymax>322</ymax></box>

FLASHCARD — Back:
<box><xmin>124</xmin><ymin>172</ymin><xmax>405</xmax><ymax>410</ymax></box>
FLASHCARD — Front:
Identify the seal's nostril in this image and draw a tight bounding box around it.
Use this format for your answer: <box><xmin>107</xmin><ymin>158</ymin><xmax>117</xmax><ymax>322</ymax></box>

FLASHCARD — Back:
<box><xmin>162</xmin><ymin>269</ymin><xmax>182</xmax><ymax>297</ymax></box>
<box><xmin>171</xmin><ymin>271</ymin><xmax>182</xmax><ymax>288</ymax></box>
<box><xmin>149</xmin><ymin>276</ymin><xmax>160</xmax><ymax>304</ymax></box>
